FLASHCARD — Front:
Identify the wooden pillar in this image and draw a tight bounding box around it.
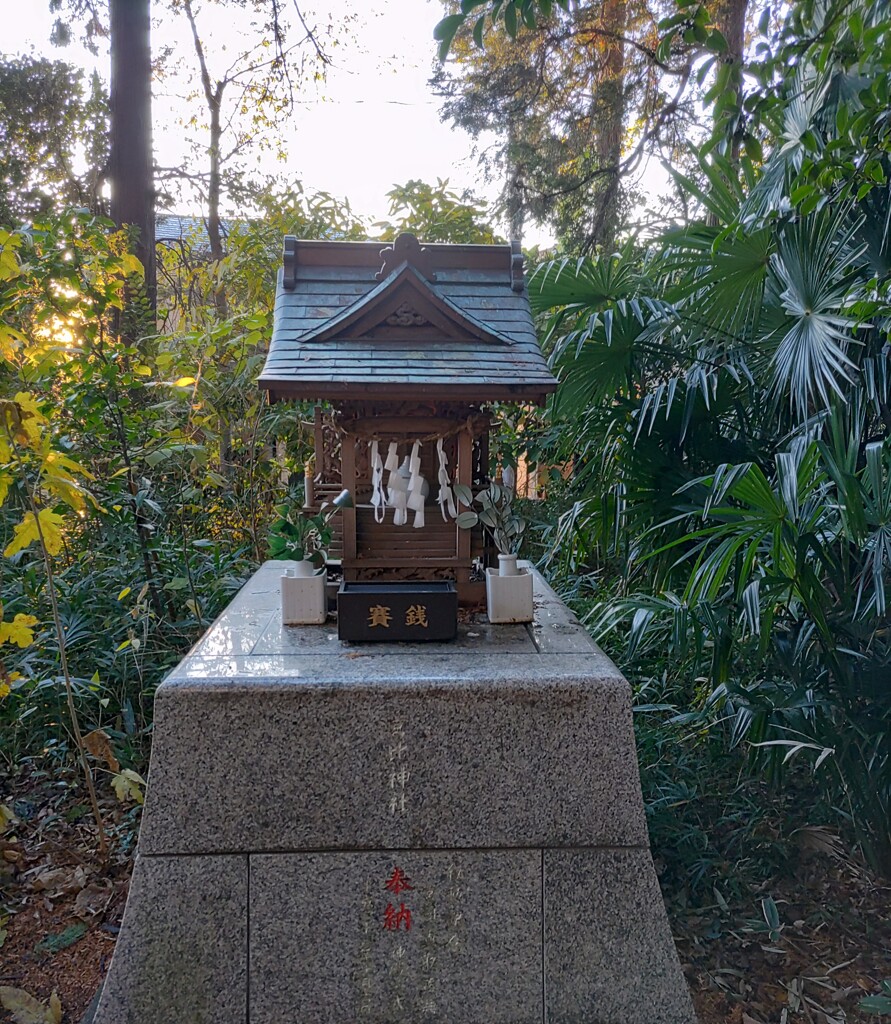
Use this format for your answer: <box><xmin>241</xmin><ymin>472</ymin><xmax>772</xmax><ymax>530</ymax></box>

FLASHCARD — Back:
<box><xmin>313</xmin><ymin>405</ymin><xmax>324</xmax><ymax>478</ymax></box>
<box><xmin>341</xmin><ymin>433</ymin><xmax>357</xmax><ymax>572</ymax></box>
<box><xmin>456</xmin><ymin>427</ymin><xmax>473</xmax><ymax>573</ymax></box>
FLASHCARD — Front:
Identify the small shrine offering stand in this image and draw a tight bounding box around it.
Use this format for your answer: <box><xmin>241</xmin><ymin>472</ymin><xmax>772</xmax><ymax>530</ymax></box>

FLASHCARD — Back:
<box><xmin>91</xmin><ymin>237</ymin><xmax>698</xmax><ymax>1023</ymax></box>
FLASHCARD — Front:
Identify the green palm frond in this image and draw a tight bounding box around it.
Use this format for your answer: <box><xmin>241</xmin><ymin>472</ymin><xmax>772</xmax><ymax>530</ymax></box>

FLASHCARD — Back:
<box><xmin>528</xmin><ymin>244</ymin><xmax>642</xmax><ymax>314</ymax></box>
<box><xmin>765</xmin><ymin>208</ymin><xmax>867</xmax><ymax>416</ymax></box>
<box><xmin>645</xmin><ymin>223</ymin><xmax>773</xmax><ymax>364</ymax></box>
<box><xmin>666</xmin><ymin>150</ymin><xmax>747</xmax><ymax>228</ymax></box>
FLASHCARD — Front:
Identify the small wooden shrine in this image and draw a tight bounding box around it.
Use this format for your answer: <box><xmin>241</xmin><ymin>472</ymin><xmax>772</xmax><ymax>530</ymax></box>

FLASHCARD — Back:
<box><xmin>259</xmin><ymin>233</ymin><xmax>557</xmax><ymax>602</ymax></box>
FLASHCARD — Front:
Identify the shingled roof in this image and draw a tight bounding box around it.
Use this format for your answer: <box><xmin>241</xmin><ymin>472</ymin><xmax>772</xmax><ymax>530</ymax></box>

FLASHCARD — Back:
<box><xmin>259</xmin><ymin>233</ymin><xmax>557</xmax><ymax>403</ymax></box>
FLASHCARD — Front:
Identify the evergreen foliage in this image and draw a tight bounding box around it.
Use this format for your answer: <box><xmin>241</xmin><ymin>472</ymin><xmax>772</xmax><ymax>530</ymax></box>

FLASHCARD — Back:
<box><xmin>0</xmin><ymin>56</ymin><xmax>108</xmax><ymax>224</ymax></box>
<box><xmin>527</xmin><ymin>0</ymin><xmax>891</xmax><ymax>874</ymax></box>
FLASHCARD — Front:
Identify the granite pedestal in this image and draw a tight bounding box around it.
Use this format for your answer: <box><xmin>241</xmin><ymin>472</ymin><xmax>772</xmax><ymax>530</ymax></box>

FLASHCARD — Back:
<box><xmin>94</xmin><ymin>561</ymin><xmax>697</xmax><ymax>1024</ymax></box>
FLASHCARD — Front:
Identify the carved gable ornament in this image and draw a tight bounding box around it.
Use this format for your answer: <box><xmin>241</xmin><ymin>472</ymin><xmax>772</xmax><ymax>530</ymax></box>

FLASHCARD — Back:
<box><xmin>375</xmin><ymin>233</ymin><xmax>436</xmax><ymax>282</ymax></box>
<box><xmin>307</xmin><ymin>262</ymin><xmax>511</xmax><ymax>346</ymax></box>
<box><xmin>386</xmin><ymin>302</ymin><xmax>431</xmax><ymax>328</ymax></box>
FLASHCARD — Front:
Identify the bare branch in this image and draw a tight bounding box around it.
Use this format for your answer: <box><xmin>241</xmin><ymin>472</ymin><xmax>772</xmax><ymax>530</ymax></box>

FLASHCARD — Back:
<box><xmin>182</xmin><ymin>0</ymin><xmax>217</xmax><ymax>110</ymax></box>
<box><xmin>290</xmin><ymin>0</ymin><xmax>332</xmax><ymax>65</ymax></box>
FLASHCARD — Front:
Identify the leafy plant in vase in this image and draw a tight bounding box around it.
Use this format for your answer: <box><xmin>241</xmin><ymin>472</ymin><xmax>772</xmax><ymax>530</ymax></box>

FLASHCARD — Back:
<box><xmin>269</xmin><ymin>488</ymin><xmax>352</xmax><ymax>624</ymax></box>
<box><xmin>455</xmin><ymin>483</ymin><xmax>532</xmax><ymax>623</ymax></box>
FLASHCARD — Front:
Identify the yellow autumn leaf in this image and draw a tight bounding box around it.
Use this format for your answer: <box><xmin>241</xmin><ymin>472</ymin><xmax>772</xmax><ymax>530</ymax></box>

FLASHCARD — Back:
<box><xmin>0</xmin><ymin>244</ymin><xmax>20</xmax><ymax>283</ymax></box>
<box><xmin>45</xmin><ymin>450</ymin><xmax>94</xmax><ymax>480</ymax></box>
<box><xmin>0</xmin><ymin>473</ymin><xmax>10</xmax><ymax>508</ymax></box>
<box><xmin>119</xmin><ymin>253</ymin><xmax>144</xmax><ymax>277</ymax></box>
<box><xmin>40</xmin><ymin>475</ymin><xmax>86</xmax><ymax>512</ymax></box>
<box><xmin>0</xmin><ymin>325</ymin><xmax>24</xmax><ymax>362</ymax></box>
<box><xmin>112</xmin><ymin>768</ymin><xmax>146</xmax><ymax>805</ymax></box>
<box><xmin>0</xmin><ymin>681</ymin><xmax>9</xmax><ymax>699</ymax></box>
<box><xmin>4</xmin><ymin>509</ymin><xmax>66</xmax><ymax>558</ymax></box>
<box><xmin>0</xmin><ymin>614</ymin><xmax>38</xmax><ymax>648</ymax></box>
<box><xmin>173</xmin><ymin>377</ymin><xmax>197</xmax><ymax>388</ymax></box>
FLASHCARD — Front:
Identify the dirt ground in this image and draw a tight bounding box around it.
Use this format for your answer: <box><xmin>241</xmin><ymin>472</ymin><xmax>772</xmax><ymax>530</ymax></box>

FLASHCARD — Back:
<box><xmin>2</xmin><ymin>768</ymin><xmax>889</xmax><ymax>1024</ymax></box>
<box><xmin>675</xmin><ymin>861</ymin><xmax>891</xmax><ymax>1024</ymax></box>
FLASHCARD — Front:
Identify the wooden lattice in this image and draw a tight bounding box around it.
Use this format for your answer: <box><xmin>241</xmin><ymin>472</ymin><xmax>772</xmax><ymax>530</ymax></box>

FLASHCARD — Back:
<box><xmin>309</xmin><ymin>401</ymin><xmax>492</xmax><ymax>600</ymax></box>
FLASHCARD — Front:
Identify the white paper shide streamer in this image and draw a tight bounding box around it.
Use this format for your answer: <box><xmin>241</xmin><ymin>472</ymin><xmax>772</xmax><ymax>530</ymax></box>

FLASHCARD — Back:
<box><xmin>384</xmin><ymin>441</ymin><xmax>399</xmax><ymax>475</ymax></box>
<box><xmin>406</xmin><ymin>441</ymin><xmax>427</xmax><ymax>529</ymax></box>
<box><xmin>436</xmin><ymin>437</ymin><xmax>456</xmax><ymax>521</ymax></box>
<box><xmin>369</xmin><ymin>440</ymin><xmax>385</xmax><ymax>522</ymax></box>
<box><xmin>376</xmin><ymin>439</ymin><xmax>432</xmax><ymax>528</ymax></box>
<box><xmin>388</xmin><ymin>456</ymin><xmax>409</xmax><ymax>526</ymax></box>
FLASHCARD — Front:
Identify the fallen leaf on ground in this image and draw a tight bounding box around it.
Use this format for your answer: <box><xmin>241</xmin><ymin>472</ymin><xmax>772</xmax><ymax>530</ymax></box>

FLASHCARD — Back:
<box><xmin>30</xmin><ymin>863</ymin><xmax>89</xmax><ymax>894</ymax></box>
<box><xmin>1</xmin><ymin>841</ymin><xmax>22</xmax><ymax>864</ymax></box>
<box><xmin>29</xmin><ymin>866</ymin><xmax>69</xmax><ymax>893</ymax></box>
<box><xmin>74</xmin><ymin>880</ymin><xmax>114</xmax><ymax>918</ymax></box>
<box><xmin>0</xmin><ymin>987</ymin><xmax>62</xmax><ymax>1024</ymax></box>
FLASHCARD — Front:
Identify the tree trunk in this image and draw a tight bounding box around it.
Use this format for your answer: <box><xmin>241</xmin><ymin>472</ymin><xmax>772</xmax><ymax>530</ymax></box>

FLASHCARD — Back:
<box><xmin>206</xmin><ymin>86</ymin><xmax>229</xmax><ymax>320</ymax></box>
<box><xmin>181</xmin><ymin>0</ymin><xmax>228</xmax><ymax>319</ymax></box>
<box><xmin>587</xmin><ymin>0</ymin><xmax>626</xmax><ymax>251</ymax></box>
<box><xmin>505</xmin><ymin>122</ymin><xmax>526</xmax><ymax>244</ymax></box>
<box><xmin>711</xmin><ymin>0</ymin><xmax>748</xmax><ymax>158</ymax></box>
<box><xmin>109</xmin><ymin>0</ymin><xmax>155</xmax><ymax>309</ymax></box>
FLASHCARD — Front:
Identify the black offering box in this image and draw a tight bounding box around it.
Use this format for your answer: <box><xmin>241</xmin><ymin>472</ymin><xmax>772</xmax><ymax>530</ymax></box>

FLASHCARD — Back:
<box><xmin>337</xmin><ymin>581</ymin><xmax>457</xmax><ymax>642</ymax></box>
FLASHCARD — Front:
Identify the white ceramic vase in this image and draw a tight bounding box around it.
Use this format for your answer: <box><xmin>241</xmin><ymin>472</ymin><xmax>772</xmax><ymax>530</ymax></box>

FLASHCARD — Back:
<box><xmin>485</xmin><ymin>563</ymin><xmax>533</xmax><ymax>624</ymax></box>
<box><xmin>497</xmin><ymin>553</ymin><xmax>520</xmax><ymax>576</ymax></box>
<box><xmin>281</xmin><ymin>565</ymin><xmax>327</xmax><ymax>625</ymax></box>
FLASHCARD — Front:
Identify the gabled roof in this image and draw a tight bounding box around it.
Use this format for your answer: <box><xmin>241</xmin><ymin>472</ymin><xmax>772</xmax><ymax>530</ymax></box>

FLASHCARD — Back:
<box><xmin>259</xmin><ymin>233</ymin><xmax>557</xmax><ymax>403</ymax></box>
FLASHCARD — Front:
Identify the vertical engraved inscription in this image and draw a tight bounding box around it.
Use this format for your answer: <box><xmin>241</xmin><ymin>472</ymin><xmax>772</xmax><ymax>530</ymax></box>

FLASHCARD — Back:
<box><xmin>388</xmin><ymin>721</ymin><xmax>409</xmax><ymax>818</ymax></box>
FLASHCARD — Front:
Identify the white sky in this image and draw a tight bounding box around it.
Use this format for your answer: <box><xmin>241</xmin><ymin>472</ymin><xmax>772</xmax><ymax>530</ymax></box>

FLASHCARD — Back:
<box><xmin>4</xmin><ymin>1</ymin><xmax>520</xmax><ymax>231</ymax></box>
<box><xmin>4</xmin><ymin>0</ymin><xmax>667</xmax><ymax>246</ymax></box>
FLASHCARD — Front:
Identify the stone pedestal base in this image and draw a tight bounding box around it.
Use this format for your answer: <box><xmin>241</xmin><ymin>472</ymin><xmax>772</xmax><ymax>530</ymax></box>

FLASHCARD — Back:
<box><xmin>94</xmin><ymin>563</ymin><xmax>697</xmax><ymax>1024</ymax></box>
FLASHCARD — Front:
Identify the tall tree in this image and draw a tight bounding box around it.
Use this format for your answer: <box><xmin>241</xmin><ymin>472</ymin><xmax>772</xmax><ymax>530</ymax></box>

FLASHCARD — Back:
<box><xmin>51</xmin><ymin>0</ymin><xmax>336</xmax><ymax>314</ymax></box>
<box><xmin>584</xmin><ymin>0</ymin><xmax>628</xmax><ymax>247</ymax></box>
<box><xmin>49</xmin><ymin>0</ymin><xmax>157</xmax><ymax>307</ymax></box>
<box><xmin>434</xmin><ymin>0</ymin><xmax>736</xmax><ymax>250</ymax></box>
<box><xmin>109</xmin><ymin>0</ymin><xmax>155</xmax><ymax>308</ymax></box>
<box><xmin>434</xmin><ymin>0</ymin><xmax>684</xmax><ymax>251</ymax></box>
<box><xmin>710</xmin><ymin>0</ymin><xmax>748</xmax><ymax>156</ymax></box>
<box><xmin>173</xmin><ymin>0</ymin><xmax>334</xmax><ymax>319</ymax></box>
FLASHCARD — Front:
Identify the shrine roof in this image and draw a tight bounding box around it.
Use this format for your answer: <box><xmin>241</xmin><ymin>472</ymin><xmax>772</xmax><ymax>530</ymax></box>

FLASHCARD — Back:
<box><xmin>259</xmin><ymin>234</ymin><xmax>557</xmax><ymax>403</ymax></box>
